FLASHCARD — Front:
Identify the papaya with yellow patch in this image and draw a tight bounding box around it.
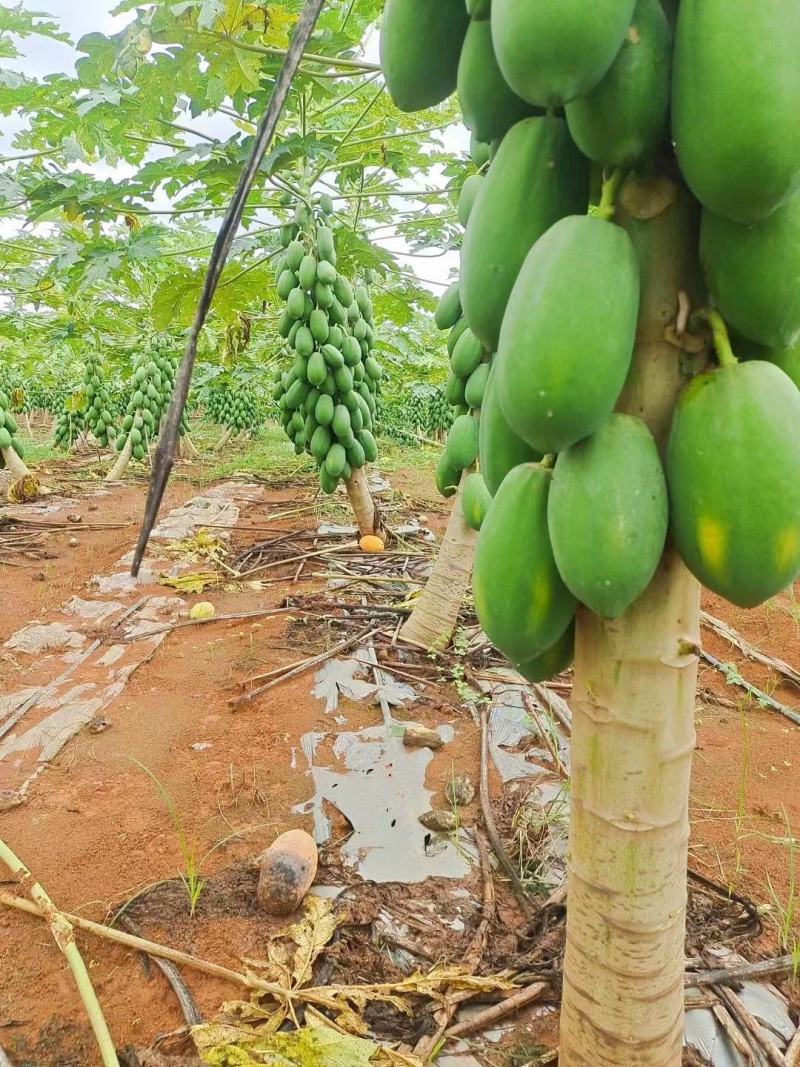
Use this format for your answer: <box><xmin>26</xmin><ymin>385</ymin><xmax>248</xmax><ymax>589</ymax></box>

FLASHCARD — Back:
<box><xmin>473</xmin><ymin>463</ymin><xmax>577</xmax><ymax>666</ymax></box>
<box><xmin>667</xmin><ymin>361</ymin><xmax>800</xmax><ymax>607</ymax></box>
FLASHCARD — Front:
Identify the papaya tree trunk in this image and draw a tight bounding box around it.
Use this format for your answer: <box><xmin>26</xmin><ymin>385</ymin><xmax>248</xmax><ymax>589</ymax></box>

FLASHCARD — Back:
<box><xmin>345</xmin><ymin>467</ymin><xmax>385</xmax><ymax>539</ymax></box>
<box><xmin>213</xmin><ymin>426</ymin><xmax>233</xmax><ymax>452</ymax></box>
<box><xmin>399</xmin><ymin>476</ymin><xmax>477</xmax><ymax>650</ymax></box>
<box><xmin>560</xmin><ymin>178</ymin><xmax>705</xmax><ymax>1065</ymax></box>
<box><xmin>182</xmin><ymin>434</ymin><xmax>201</xmax><ymax>459</ymax></box>
<box><xmin>24</xmin><ymin>412</ymin><xmax>33</xmax><ymax>438</ymax></box>
<box><xmin>106</xmin><ymin>432</ymin><xmax>134</xmax><ymax>482</ymax></box>
<box><xmin>1</xmin><ymin>446</ymin><xmax>31</xmax><ymax>480</ymax></box>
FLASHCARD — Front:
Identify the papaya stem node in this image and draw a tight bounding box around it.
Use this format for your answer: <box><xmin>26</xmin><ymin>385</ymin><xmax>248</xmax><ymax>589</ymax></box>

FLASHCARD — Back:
<box><xmin>593</xmin><ymin>167</ymin><xmax>627</xmax><ymax>222</ymax></box>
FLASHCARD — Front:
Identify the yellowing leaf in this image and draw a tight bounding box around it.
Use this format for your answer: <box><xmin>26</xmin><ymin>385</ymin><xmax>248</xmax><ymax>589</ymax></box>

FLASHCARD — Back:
<box><xmin>159</xmin><ymin>570</ymin><xmax>220</xmax><ymax>594</ymax></box>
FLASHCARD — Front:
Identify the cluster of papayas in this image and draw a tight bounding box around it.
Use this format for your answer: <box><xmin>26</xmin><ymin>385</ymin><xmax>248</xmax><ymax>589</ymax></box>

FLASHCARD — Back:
<box><xmin>272</xmin><ymin>197</ymin><xmax>381</xmax><ymax>495</ymax></box>
<box><xmin>381</xmin><ymin>0</ymin><xmax>800</xmax><ymax>679</ymax></box>
<box><xmin>208</xmin><ymin>384</ymin><xmax>261</xmax><ymax>435</ymax></box>
<box><xmin>52</xmin><ymin>396</ymin><xmax>88</xmax><ymax>451</ymax></box>
<box><xmin>82</xmin><ymin>353</ymin><xmax>116</xmax><ymax>448</ymax></box>
<box><xmin>117</xmin><ymin>337</ymin><xmax>178</xmax><ymax>462</ymax></box>
<box><xmin>0</xmin><ymin>390</ymin><xmax>26</xmax><ymax>467</ymax></box>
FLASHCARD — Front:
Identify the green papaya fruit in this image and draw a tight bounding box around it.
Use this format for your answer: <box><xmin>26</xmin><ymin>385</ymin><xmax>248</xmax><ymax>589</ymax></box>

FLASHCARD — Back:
<box><xmin>294</xmin><ymin>325</ymin><xmax>314</xmax><ymax>359</ymax></box>
<box><xmin>347</xmin><ymin>438</ymin><xmax>366</xmax><ymax>470</ymax></box>
<box><xmin>492</xmin><ymin>0</ymin><xmax>637</xmax><ymax>107</ymax></box>
<box><xmin>435</xmin><ymin>282</ymin><xmax>462</xmax><ymax>331</ymax></box>
<box><xmin>286</xmin><ymin>241</ymin><xmax>305</xmax><ymax>271</ymax></box>
<box><xmin>565</xmin><ymin>0</ymin><xmax>671</xmax><ymax>167</ymax></box>
<box><xmin>448</xmin><ymin>317</ymin><xmax>470</xmax><ymax>357</ymax></box>
<box><xmin>445</xmin><ymin>371</ymin><xmax>467</xmax><ymax>407</ymax></box>
<box><xmin>473</xmin><ymin>463</ymin><xmax>577</xmax><ymax>664</ymax></box>
<box><xmin>465</xmin><ymin>362</ymin><xmax>490</xmax><ymax>409</ymax></box>
<box><xmin>436</xmin><ymin>452</ymin><xmax>460</xmax><ymax>498</ymax></box>
<box><xmin>470</xmin><ymin>133</ymin><xmax>491</xmax><ymax>168</ymax></box>
<box><xmin>307</xmin><ymin>351</ymin><xmax>327</xmax><ymax>388</ymax></box>
<box><xmin>450</xmin><ymin>328</ymin><xmax>484</xmax><ymax>378</ymax></box>
<box><xmin>517</xmin><ymin>621</ymin><xmax>575</xmax><ymax>684</ymax></box>
<box><xmin>332</xmin><ymin>404</ymin><xmax>352</xmax><ymax>439</ymax></box>
<box><xmin>316</xmin><ymin>226</ymin><xmax>336</xmax><ymax>264</ymax></box>
<box><xmin>334</xmin><ymin>364</ymin><xmax>354</xmax><ymax>394</ymax></box>
<box><xmin>548</xmin><ymin>414</ymin><xmax>668</xmax><ymax>618</ymax></box>
<box><xmin>461</xmin><ymin>116</ymin><xmax>589</xmax><ymax>351</ymax></box>
<box><xmin>322</xmin><ymin>344</ymin><xmax>345</xmax><ymax>369</ymax></box>
<box><xmin>277</xmin><ymin>269</ymin><xmax>297</xmax><ymax>301</ymax></box>
<box><xmin>334</xmin><ymin>275</ymin><xmax>354</xmax><ymax>307</ymax></box>
<box><xmin>700</xmin><ymin>194</ymin><xmax>800</xmax><ymax>348</ymax></box>
<box><xmin>457</xmin><ymin>19</ymin><xmax>536</xmax><ymax>144</ymax></box>
<box><xmin>380</xmin><ymin>0</ymin><xmax>470</xmax><ymax>113</ymax></box>
<box><xmin>672</xmin><ymin>0</ymin><xmax>800</xmax><ymax>223</ymax></box>
<box><xmin>497</xmin><ymin>215</ymin><xmax>639</xmax><ymax>453</ymax></box>
<box><xmin>763</xmin><ymin>343</ymin><xmax>800</xmax><ymax>391</ymax></box>
<box><xmin>342</xmin><ymin>336</ymin><xmax>362</xmax><ymax>367</ymax></box>
<box><xmin>479</xmin><ymin>362</ymin><xmax>542</xmax><ymax>495</ymax></box>
<box><xmin>446</xmin><ymin>414</ymin><xmax>480</xmax><ymax>470</ymax></box>
<box><xmin>667</xmin><ymin>360</ymin><xmax>800</xmax><ymax>607</ymax></box>
<box><xmin>461</xmin><ymin>472</ymin><xmax>492</xmax><ymax>531</ymax></box>
<box><xmin>458</xmin><ymin>174</ymin><xmax>483</xmax><ymax>228</ymax></box>
<box><xmin>317</xmin><ymin>260</ymin><xmax>337</xmax><ymax>286</ymax></box>
<box><xmin>311</xmin><ymin>425</ymin><xmax>332</xmax><ymax>464</ymax></box>
<box><xmin>315</xmin><ymin>393</ymin><xmax>335</xmax><ymax>426</ymax></box>
<box><xmin>359</xmin><ymin>429</ymin><xmax>378</xmax><ymax>463</ymax></box>
<box><xmin>319</xmin><ymin>467</ymin><xmax>339</xmax><ymax>495</ymax></box>
<box><xmin>309</xmin><ymin>309</ymin><xmax>330</xmax><ymax>344</ymax></box>
<box><xmin>325</xmin><ymin>443</ymin><xmax>347</xmax><ymax>478</ymax></box>
<box><xmin>287</xmin><ymin>288</ymin><xmax>306</xmax><ymax>320</ymax></box>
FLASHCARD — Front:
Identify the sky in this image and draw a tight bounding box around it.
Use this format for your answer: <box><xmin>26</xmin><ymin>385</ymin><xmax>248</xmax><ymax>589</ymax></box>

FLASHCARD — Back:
<box><xmin>10</xmin><ymin>0</ymin><xmax>463</xmax><ymax>290</ymax></box>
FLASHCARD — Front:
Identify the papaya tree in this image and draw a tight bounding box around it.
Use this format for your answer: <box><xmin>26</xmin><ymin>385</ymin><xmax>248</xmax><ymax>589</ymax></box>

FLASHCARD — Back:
<box><xmin>272</xmin><ymin>197</ymin><xmax>385</xmax><ymax>539</ymax></box>
<box><xmin>382</xmin><ymin>1</ymin><xmax>800</xmax><ymax>1064</ymax></box>
<box><xmin>0</xmin><ymin>389</ymin><xmax>31</xmax><ymax>481</ymax></box>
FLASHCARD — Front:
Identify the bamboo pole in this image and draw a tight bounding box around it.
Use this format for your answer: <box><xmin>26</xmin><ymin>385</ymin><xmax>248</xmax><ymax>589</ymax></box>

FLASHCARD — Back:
<box><xmin>0</xmin><ymin>842</ymin><xmax>119</xmax><ymax>1067</ymax></box>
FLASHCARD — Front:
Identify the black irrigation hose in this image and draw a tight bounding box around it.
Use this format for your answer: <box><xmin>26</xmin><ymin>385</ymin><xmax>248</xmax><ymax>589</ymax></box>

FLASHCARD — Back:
<box><xmin>131</xmin><ymin>0</ymin><xmax>327</xmax><ymax>577</ymax></box>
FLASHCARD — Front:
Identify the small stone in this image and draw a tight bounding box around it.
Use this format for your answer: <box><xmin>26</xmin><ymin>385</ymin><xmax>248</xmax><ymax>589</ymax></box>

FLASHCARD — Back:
<box><xmin>403</xmin><ymin>724</ymin><xmax>444</xmax><ymax>751</ymax></box>
<box><xmin>88</xmin><ymin>716</ymin><xmax>111</xmax><ymax>734</ymax></box>
<box><xmin>67</xmin><ymin>514</ymin><xmax>82</xmax><ymax>524</ymax></box>
<box><xmin>257</xmin><ymin>830</ymin><xmax>318</xmax><ymax>916</ymax></box>
<box><xmin>419</xmin><ymin>809</ymin><xmax>459</xmax><ymax>834</ymax></box>
<box><xmin>445</xmin><ymin>774</ymin><xmax>475</xmax><ymax>808</ymax></box>
<box><xmin>191</xmin><ymin>742</ymin><xmax>213</xmax><ymax>752</ymax></box>
<box><xmin>68</xmin><ymin>537</ymin><xmax>78</xmax><ymax>548</ymax></box>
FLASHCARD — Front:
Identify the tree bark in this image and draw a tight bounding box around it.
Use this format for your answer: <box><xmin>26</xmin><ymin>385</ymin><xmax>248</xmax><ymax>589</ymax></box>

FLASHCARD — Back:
<box><xmin>24</xmin><ymin>412</ymin><xmax>33</xmax><ymax>438</ymax></box>
<box><xmin>105</xmin><ymin>432</ymin><xmax>134</xmax><ymax>482</ymax></box>
<box><xmin>182</xmin><ymin>434</ymin><xmax>201</xmax><ymax>459</ymax></box>
<box><xmin>399</xmin><ymin>476</ymin><xmax>478</xmax><ymax>650</ymax></box>
<box><xmin>345</xmin><ymin>467</ymin><xmax>385</xmax><ymax>539</ymax></box>
<box><xmin>560</xmin><ymin>178</ymin><xmax>706</xmax><ymax>1066</ymax></box>
<box><xmin>1</xmin><ymin>446</ymin><xmax>31</xmax><ymax>480</ymax></box>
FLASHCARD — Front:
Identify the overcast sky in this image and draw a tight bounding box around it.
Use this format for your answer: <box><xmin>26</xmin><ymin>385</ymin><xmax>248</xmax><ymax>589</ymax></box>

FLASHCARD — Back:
<box><xmin>11</xmin><ymin>0</ymin><xmax>461</xmax><ymax>289</ymax></box>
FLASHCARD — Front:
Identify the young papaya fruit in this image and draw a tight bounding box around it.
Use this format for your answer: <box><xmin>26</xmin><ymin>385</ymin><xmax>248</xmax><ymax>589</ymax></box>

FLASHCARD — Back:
<box><xmin>492</xmin><ymin>0</ymin><xmax>637</xmax><ymax>107</ymax></box>
<box><xmin>565</xmin><ymin>0</ymin><xmax>671</xmax><ymax>167</ymax></box>
<box><xmin>672</xmin><ymin>0</ymin><xmax>800</xmax><ymax>222</ymax></box>
<box><xmin>460</xmin><ymin>116</ymin><xmax>589</xmax><ymax>351</ymax></box>
<box><xmin>548</xmin><ymin>414</ymin><xmax>668</xmax><ymax>618</ymax></box>
<box><xmin>473</xmin><ymin>463</ymin><xmax>577</xmax><ymax>665</ymax></box>
<box><xmin>667</xmin><ymin>360</ymin><xmax>800</xmax><ymax>607</ymax></box>
<box><xmin>517</xmin><ymin>621</ymin><xmax>575</xmax><ymax>684</ymax></box>
<box><xmin>457</xmin><ymin>19</ymin><xmax>536</xmax><ymax>144</ymax></box>
<box><xmin>380</xmin><ymin>0</ymin><xmax>469</xmax><ymax>113</ymax></box>
<box><xmin>461</xmin><ymin>472</ymin><xmax>492</xmax><ymax>532</ymax></box>
<box><xmin>479</xmin><ymin>362</ymin><xmax>542</xmax><ymax>495</ymax></box>
<box><xmin>497</xmin><ymin>215</ymin><xmax>640</xmax><ymax>453</ymax></box>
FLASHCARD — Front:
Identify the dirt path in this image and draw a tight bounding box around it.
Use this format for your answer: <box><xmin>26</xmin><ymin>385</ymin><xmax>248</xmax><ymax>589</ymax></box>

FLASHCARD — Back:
<box><xmin>0</xmin><ymin>469</ymin><xmax>798</xmax><ymax>1065</ymax></box>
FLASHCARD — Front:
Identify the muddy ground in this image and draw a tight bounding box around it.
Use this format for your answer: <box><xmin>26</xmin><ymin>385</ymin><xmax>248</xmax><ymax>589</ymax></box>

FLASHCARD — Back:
<box><xmin>0</xmin><ymin>442</ymin><xmax>798</xmax><ymax>1066</ymax></box>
